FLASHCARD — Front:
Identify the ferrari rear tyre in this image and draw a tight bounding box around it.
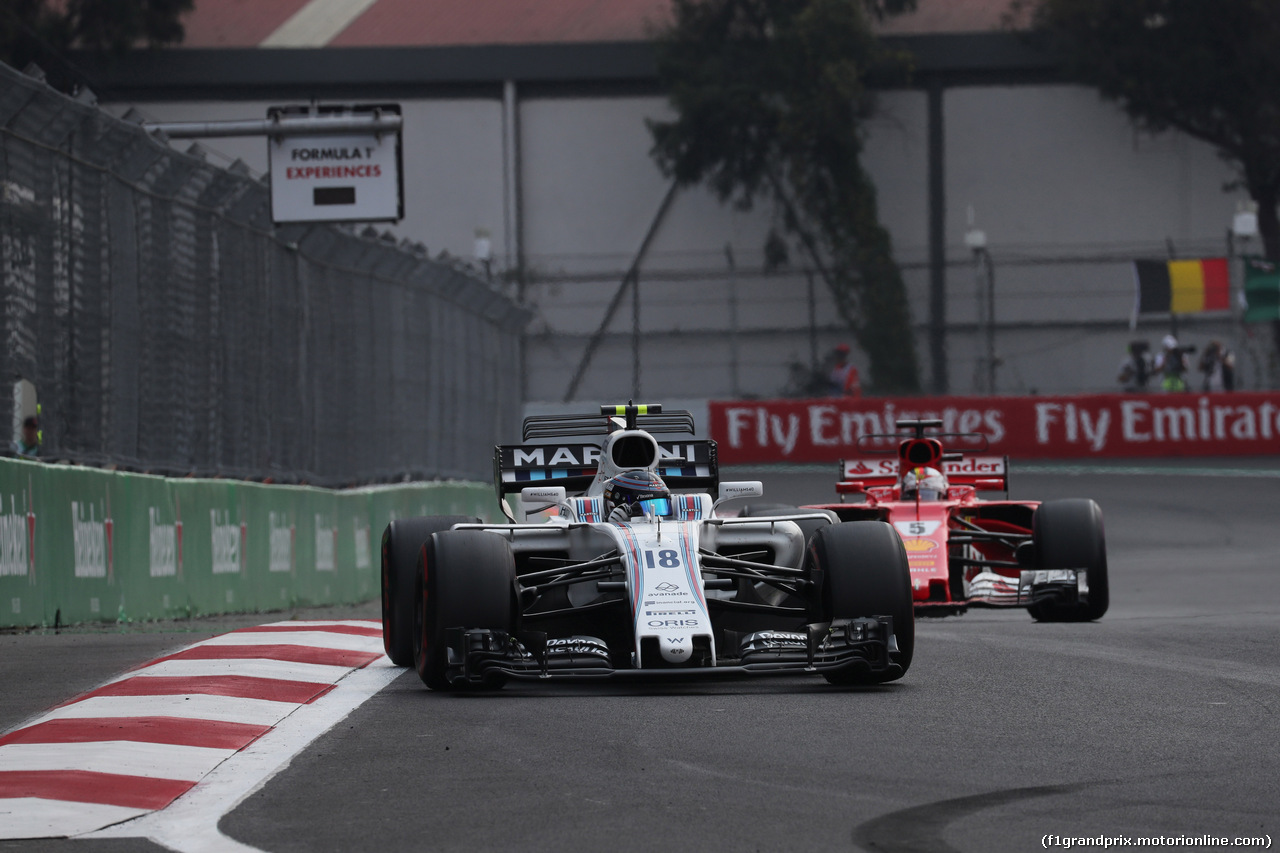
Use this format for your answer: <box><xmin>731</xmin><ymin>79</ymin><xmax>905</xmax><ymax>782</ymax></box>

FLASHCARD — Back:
<box><xmin>381</xmin><ymin>516</ymin><xmax>479</xmax><ymax>666</ymax></box>
<box><xmin>415</xmin><ymin>529</ymin><xmax>517</xmax><ymax>691</ymax></box>
<box><xmin>807</xmin><ymin>521</ymin><xmax>914</xmax><ymax>684</ymax></box>
<box><xmin>1027</xmin><ymin>499</ymin><xmax>1109</xmax><ymax>623</ymax></box>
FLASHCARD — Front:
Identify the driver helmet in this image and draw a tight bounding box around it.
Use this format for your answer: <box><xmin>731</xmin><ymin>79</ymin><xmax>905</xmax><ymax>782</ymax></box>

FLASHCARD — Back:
<box><xmin>902</xmin><ymin>466</ymin><xmax>948</xmax><ymax>501</ymax></box>
<box><xmin>603</xmin><ymin>470</ymin><xmax>672</xmax><ymax>519</ymax></box>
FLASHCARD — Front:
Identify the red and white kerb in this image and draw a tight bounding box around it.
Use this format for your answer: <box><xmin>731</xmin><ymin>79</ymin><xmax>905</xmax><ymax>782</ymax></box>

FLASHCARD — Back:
<box><xmin>0</xmin><ymin>620</ymin><xmax>386</xmax><ymax>840</ymax></box>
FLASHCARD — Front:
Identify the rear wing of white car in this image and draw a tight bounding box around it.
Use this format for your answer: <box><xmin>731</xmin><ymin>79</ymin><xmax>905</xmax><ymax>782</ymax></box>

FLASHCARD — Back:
<box><xmin>494</xmin><ymin>440</ymin><xmax>718</xmax><ymax>499</ymax></box>
<box><xmin>492</xmin><ymin>404</ymin><xmax>718</xmax><ymax>503</ymax></box>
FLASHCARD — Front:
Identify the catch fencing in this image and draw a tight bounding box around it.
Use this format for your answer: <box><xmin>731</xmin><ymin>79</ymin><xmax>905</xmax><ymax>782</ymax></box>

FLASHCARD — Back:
<box><xmin>0</xmin><ymin>62</ymin><xmax>528</xmax><ymax>485</ymax></box>
<box><xmin>525</xmin><ymin>245</ymin><xmax>1276</xmax><ymax>404</ymax></box>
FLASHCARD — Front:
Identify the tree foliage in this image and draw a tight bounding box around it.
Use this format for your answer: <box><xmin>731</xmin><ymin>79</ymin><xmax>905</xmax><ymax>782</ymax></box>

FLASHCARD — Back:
<box><xmin>1</xmin><ymin>0</ymin><xmax>192</xmax><ymax>85</ymax></box>
<box><xmin>1015</xmin><ymin>0</ymin><xmax>1280</xmax><ymax>260</ymax></box>
<box><xmin>649</xmin><ymin>0</ymin><xmax>921</xmax><ymax>394</ymax></box>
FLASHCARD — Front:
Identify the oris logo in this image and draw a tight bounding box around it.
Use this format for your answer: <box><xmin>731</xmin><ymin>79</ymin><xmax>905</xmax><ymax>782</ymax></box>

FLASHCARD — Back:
<box><xmin>648</xmin><ymin>619</ymin><xmax>700</xmax><ymax>628</ymax></box>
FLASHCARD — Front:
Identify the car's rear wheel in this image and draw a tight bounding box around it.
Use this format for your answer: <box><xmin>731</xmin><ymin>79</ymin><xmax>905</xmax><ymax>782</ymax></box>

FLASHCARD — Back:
<box><xmin>381</xmin><ymin>516</ymin><xmax>479</xmax><ymax>666</ymax></box>
<box><xmin>415</xmin><ymin>529</ymin><xmax>517</xmax><ymax>691</ymax></box>
<box><xmin>739</xmin><ymin>504</ymin><xmax>836</xmax><ymax>548</ymax></box>
<box><xmin>806</xmin><ymin>521</ymin><xmax>914</xmax><ymax>684</ymax></box>
<box><xmin>1027</xmin><ymin>499</ymin><xmax>1109</xmax><ymax>623</ymax></box>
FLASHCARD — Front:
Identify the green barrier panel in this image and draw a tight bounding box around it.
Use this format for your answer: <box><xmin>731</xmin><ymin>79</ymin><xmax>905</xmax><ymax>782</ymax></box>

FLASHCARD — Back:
<box><xmin>175</xmin><ymin>479</ymin><xmax>246</xmax><ymax>620</ymax></box>
<box><xmin>112</xmin><ymin>466</ymin><xmax>185</xmax><ymax>622</ymax></box>
<box><xmin>240</xmin><ymin>482</ymin><xmax>299</xmax><ymax>613</ymax></box>
<box><xmin>4</xmin><ymin>461</ymin><xmax>117</xmax><ymax>625</ymax></box>
<box><xmin>0</xmin><ymin>458</ymin><xmax>45</xmax><ymax>626</ymax></box>
<box><xmin>0</xmin><ymin>458</ymin><xmax>502</xmax><ymax>628</ymax></box>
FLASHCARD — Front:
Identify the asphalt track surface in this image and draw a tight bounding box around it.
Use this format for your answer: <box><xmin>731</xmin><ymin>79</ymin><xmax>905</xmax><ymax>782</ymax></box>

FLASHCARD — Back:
<box><xmin>3</xmin><ymin>461</ymin><xmax>1279</xmax><ymax>852</ymax></box>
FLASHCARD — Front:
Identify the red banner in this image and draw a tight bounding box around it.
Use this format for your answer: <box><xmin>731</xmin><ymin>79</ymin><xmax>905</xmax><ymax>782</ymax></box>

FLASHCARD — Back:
<box><xmin>709</xmin><ymin>393</ymin><xmax>1280</xmax><ymax>464</ymax></box>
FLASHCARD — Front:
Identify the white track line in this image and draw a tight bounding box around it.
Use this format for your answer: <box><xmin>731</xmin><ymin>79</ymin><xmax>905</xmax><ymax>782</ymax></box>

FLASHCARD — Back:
<box><xmin>199</xmin><ymin>632</ymin><xmax>381</xmax><ymax>652</ymax></box>
<box><xmin>0</xmin><ymin>799</ymin><xmax>149</xmax><ymax>839</ymax></box>
<box><xmin>42</xmin><ymin>693</ymin><xmax>305</xmax><ymax>728</ymax></box>
<box><xmin>0</xmin><ymin>741</ymin><xmax>235</xmax><ymax>781</ymax></box>
<box><xmin>121</xmin><ymin>658</ymin><xmax>353</xmax><ymax>685</ymax></box>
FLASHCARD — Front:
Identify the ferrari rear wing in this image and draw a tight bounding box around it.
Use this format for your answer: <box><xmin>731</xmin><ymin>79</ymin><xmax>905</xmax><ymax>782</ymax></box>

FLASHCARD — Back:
<box><xmin>838</xmin><ymin>455</ymin><xmax>1009</xmax><ymax>493</ymax></box>
<box><xmin>493</xmin><ymin>439</ymin><xmax>719</xmax><ymax>499</ymax></box>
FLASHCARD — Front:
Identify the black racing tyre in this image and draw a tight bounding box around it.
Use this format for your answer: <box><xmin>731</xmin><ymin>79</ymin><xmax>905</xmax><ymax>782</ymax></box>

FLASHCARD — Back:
<box><xmin>415</xmin><ymin>529</ymin><xmax>517</xmax><ymax>691</ymax></box>
<box><xmin>1027</xmin><ymin>499</ymin><xmax>1109</xmax><ymax>623</ymax></box>
<box><xmin>806</xmin><ymin>521</ymin><xmax>914</xmax><ymax>685</ymax></box>
<box><xmin>739</xmin><ymin>504</ymin><xmax>837</xmax><ymax>548</ymax></box>
<box><xmin>381</xmin><ymin>516</ymin><xmax>479</xmax><ymax>666</ymax></box>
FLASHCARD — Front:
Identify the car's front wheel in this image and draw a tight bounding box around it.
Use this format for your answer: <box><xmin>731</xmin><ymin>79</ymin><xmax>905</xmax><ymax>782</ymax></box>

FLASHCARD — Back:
<box><xmin>415</xmin><ymin>529</ymin><xmax>517</xmax><ymax>691</ymax></box>
<box><xmin>381</xmin><ymin>516</ymin><xmax>479</xmax><ymax>666</ymax></box>
<box><xmin>1027</xmin><ymin>498</ymin><xmax>1109</xmax><ymax>623</ymax></box>
<box><xmin>806</xmin><ymin>521</ymin><xmax>914</xmax><ymax>684</ymax></box>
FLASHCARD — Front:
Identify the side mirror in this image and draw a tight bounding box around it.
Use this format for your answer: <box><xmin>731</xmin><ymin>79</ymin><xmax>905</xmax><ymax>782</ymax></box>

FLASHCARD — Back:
<box><xmin>715</xmin><ymin>481</ymin><xmax>763</xmax><ymax>508</ymax></box>
<box><xmin>520</xmin><ymin>486</ymin><xmax>566</xmax><ymax>515</ymax></box>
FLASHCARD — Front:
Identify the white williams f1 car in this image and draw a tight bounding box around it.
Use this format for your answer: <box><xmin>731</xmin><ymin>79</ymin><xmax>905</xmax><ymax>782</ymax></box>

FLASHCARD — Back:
<box><xmin>381</xmin><ymin>404</ymin><xmax>914</xmax><ymax>690</ymax></box>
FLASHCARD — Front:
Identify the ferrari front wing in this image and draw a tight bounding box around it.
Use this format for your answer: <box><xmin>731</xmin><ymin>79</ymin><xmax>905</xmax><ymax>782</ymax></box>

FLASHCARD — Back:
<box><xmin>966</xmin><ymin>568</ymin><xmax>1089</xmax><ymax>608</ymax></box>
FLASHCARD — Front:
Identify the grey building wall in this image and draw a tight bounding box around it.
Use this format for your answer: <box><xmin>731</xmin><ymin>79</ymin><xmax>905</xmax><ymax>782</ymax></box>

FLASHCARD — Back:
<box><xmin>101</xmin><ymin>57</ymin><xmax>1267</xmax><ymax>406</ymax></box>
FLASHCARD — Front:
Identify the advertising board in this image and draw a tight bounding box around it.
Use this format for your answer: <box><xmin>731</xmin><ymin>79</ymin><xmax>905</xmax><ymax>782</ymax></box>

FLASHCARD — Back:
<box><xmin>709</xmin><ymin>393</ymin><xmax>1280</xmax><ymax>464</ymax></box>
<box><xmin>268</xmin><ymin>104</ymin><xmax>403</xmax><ymax>224</ymax></box>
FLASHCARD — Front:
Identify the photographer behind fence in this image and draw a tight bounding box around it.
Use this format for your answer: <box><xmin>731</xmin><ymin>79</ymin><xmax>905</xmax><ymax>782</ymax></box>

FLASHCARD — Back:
<box><xmin>11</xmin><ymin>416</ymin><xmax>40</xmax><ymax>458</ymax></box>
<box><xmin>1117</xmin><ymin>340</ymin><xmax>1151</xmax><ymax>392</ymax></box>
<box><xmin>1153</xmin><ymin>334</ymin><xmax>1194</xmax><ymax>393</ymax></box>
<box><xmin>1197</xmin><ymin>339</ymin><xmax>1236</xmax><ymax>392</ymax></box>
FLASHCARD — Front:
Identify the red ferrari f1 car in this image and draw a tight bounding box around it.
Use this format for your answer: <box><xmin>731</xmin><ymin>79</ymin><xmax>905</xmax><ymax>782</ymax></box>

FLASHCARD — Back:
<box><xmin>745</xmin><ymin>419</ymin><xmax>1108</xmax><ymax>621</ymax></box>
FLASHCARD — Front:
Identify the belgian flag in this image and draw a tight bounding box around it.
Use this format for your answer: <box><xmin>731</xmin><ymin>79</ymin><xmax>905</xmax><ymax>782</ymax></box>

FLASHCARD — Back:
<box><xmin>1132</xmin><ymin>258</ymin><xmax>1230</xmax><ymax>324</ymax></box>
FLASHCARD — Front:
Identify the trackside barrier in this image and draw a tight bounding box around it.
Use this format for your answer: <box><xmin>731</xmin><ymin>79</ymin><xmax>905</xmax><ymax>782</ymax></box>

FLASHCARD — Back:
<box><xmin>0</xmin><ymin>458</ymin><xmax>501</xmax><ymax>628</ymax></box>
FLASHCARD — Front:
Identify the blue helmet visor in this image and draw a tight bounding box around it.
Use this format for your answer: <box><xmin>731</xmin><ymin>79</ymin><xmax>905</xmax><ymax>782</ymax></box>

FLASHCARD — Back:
<box><xmin>638</xmin><ymin>497</ymin><xmax>671</xmax><ymax>517</ymax></box>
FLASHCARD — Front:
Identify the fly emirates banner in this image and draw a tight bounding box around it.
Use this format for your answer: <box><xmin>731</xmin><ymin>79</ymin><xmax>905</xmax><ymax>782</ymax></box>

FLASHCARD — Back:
<box><xmin>709</xmin><ymin>393</ymin><xmax>1280</xmax><ymax>464</ymax></box>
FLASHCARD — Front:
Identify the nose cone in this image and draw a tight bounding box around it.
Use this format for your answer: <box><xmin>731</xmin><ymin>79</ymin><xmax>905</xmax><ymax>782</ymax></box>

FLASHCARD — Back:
<box><xmin>658</xmin><ymin>634</ymin><xmax>693</xmax><ymax>664</ymax></box>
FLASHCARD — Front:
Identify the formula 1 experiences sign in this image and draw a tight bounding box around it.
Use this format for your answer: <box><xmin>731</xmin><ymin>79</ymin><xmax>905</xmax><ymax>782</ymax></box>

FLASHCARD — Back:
<box><xmin>268</xmin><ymin>105</ymin><xmax>403</xmax><ymax>224</ymax></box>
<box><xmin>709</xmin><ymin>393</ymin><xmax>1280</xmax><ymax>464</ymax></box>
